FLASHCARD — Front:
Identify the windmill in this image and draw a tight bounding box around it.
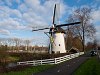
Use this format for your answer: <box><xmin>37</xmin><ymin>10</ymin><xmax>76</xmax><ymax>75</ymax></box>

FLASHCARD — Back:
<box><xmin>32</xmin><ymin>4</ymin><xmax>81</xmax><ymax>54</ymax></box>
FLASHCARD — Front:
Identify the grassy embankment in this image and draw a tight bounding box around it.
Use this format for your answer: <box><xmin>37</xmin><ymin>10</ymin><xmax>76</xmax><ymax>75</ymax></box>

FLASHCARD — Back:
<box><xmin>0</xmin><ymin>53</ymin><xmax>55</xmax><ymax>75</ymax></box>
<box><xmin>0</xmin><ymin>64</ymin><xmax>54</xmax><ymax>75</ymax></box>
<box><xmin>73</xmin><ymin>57</ymin><xmax>100</xmax><ymax>75</ymax></box>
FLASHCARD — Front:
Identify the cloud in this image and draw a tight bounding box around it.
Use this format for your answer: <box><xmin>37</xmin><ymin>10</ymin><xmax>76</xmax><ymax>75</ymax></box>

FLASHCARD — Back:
<box><xmin>0</xmin><ymin>5</ymin><xmax>22</xmax><ymax>18</ymax></box>
<box><xmin>0</xmin><ymin>29</ymin><xmax>10</xmax><ymax>35</ymax></box>
<box><xmin>95</xmin><ymin>25</ymin><xmax>100</xmax><ymax>30</ymax></box>
<box><xmin>76</xmin><ymin>0</ymin><xmax>81</xmax><ymax>3</ymax></box>
<box><xmin>16</xmin><ymin>0</ymin><xmax>21</xmax><ymax>4</ymax></box>
<box><xmin>0</xmin><ymin>0</ymin><xmax>68</xmax><ymax>28</ymax></box>
<box><xmin>91</xmin><ymin>6</ymin><xmax>100</xmax><ymax>41</ymax></box>
<box><xmin>0</xmin><ymin>5</ymin><xmax>26</xmax><ymax>32</ymax></box>
<box><xmin>31</xmin><ymin>35</ymin><xmax>49</xmax><ymax>46</ymax></box>
<box><xmin>92</xmin><ymin>9</ymin><xmax>100</xmax><ymax>23</ymax></box>
<box><xmin>95</xmin><ymin>0</ymin><xmax>100</xmax><ymax>2</ymax></box>
<box><xmin>18</xmin><ymin>0</ymin><xmax>68</xmax><ymax>29</ymax></box>
<box><xmin>0</xmin><ymin>18</ymin><xmax>26</xmax><ymax>30</ymax></box>
<box><xmin>11</xmin><ymin>9</ymin><xmax>22</xmax><ymax>18</ymax></box>
<box><xmin>95</xmin><ymin>25</ymin><xmax>100</xmax><ymax>40</ymax></box>
<box><xmin>4</xmin><ymin>0</ymin><xmax>12</xmax><ymax>6</ymax></box>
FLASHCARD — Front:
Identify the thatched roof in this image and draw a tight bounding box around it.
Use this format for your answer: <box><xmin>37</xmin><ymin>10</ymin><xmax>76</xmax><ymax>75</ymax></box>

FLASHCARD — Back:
<box><xmin>55</xmin><ymin>27</ymin><xmax>65</xmax><ymax>33</ymax></box>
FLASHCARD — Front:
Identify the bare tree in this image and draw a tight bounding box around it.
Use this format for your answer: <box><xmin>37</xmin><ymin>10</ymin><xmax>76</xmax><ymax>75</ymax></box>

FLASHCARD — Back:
<box><xmin>0</xmin><ymin>37</ymin><xmax>33</xmax><ymax>52</ymax></box>
<box><xmin>67</xmin><ymin>7</ymin><xmax>96</xmax><ymax>51</ymax></box>
<box><xmin>24</xmin><ymin>39</ymin><xmax>31</xmax><ymax>51</ymax></box>
<box><xmin>65</xmin><ymin>28</ymin><xmax>73</xmax><ymax>50</ymax></box>
<box><xmin>0</xmin><ymin>38</ymin><xmax>8</xmax><ymax>51</ymax></box>
<box><xmin>13</xmin><ymin>38</ymin><xmax>22</xmax><ymax>51</ymax></box>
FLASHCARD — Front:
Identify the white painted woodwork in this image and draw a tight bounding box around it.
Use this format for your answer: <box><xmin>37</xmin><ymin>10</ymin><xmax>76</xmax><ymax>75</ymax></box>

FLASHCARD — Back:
<box><xmin>52</xmin><ymin>33</ymin><xmax>66</xmax><ymax>53</ymax></box>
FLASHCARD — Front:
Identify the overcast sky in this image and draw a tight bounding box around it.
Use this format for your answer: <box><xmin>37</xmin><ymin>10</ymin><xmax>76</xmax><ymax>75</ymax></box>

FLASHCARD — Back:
<box><xmin>0</xmin><ymin>0</ymin><xmax>100</xmax><ymax>46</ymax></box>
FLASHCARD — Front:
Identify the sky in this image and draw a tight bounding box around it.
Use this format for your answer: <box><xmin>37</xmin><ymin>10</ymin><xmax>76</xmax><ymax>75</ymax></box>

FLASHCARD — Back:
<box><xmin>0</xmin><ymin>0</ymin><xmax>100</xmax><ymax>46</ymax></box>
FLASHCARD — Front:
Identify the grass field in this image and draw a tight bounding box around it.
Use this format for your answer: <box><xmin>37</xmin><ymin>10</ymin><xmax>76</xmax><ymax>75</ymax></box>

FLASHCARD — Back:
<box><xmin>73</xmin><ymin>57</ymin><xmax>100</xmax><ymax>75</ymax></box>
<box><xmin>0</xmin><ymin>65</ymin><xmax>54</xmax><ymax>75</ymax></box>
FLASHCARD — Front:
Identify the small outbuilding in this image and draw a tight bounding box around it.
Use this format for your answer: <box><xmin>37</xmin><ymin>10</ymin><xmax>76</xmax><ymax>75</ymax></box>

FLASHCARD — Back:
<box><xmin>69</xmin><ymin>47</ymin><xmax>79</xmax><ymax>53</ymax></box>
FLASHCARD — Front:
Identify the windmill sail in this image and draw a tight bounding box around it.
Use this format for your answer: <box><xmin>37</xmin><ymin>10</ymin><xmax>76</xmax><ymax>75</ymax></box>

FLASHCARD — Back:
<box><xmin>52</xmin><ymin>4</ymin><xmax>56</xmax><ymax>25</ymax></box>
<box><xmin>55</xmin><ymin>4</ymin><xmax>60</xmax><ymax>24</ymax></box>
<box><xmin>32</xmin><ymin>27</ymin><xmax>50</xmax><ymax>31</ymax></box>
<box><xmin>56</xmin><ymin>22</ymin><xmax>81</xmax><ymax>27</ymax></box>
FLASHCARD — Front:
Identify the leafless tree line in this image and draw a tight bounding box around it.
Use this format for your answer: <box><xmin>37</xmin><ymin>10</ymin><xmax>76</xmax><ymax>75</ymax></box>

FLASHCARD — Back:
<box><xmin>0</xmin><ymin>38</ymin><xmax>32</xmax><ymax>51</ymax></box>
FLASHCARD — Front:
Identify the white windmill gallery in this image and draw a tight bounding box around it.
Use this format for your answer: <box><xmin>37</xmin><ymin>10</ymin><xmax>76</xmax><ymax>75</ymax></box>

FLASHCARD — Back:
<box><xmin>32</xmin><ymin>4</ymin><xmax>81</xmax><ymax>54</ymax></box>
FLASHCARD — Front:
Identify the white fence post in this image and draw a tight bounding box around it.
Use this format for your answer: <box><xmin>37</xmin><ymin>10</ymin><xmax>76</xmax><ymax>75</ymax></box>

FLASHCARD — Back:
<box><xmin>40</xmin><ymin>60</ymin><xmax>42</xmax><ymax>65</ymax></box>
<box><xmin>70</xmin><ymin>54</ymin><xmax>72</xmax><ymax>59</ymax></box>
<box><xmin>54</xmin><ymin>58</ymin><xmax>57</xmax><ymax>64</ymax></box>
<box><xmin>33</xmin><ymin>61</ymin><xmax>36</xmax><ymax>66</ymax></box>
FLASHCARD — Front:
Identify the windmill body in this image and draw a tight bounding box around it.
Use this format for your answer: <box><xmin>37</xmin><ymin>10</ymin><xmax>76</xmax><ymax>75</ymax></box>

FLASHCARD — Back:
<box><xmin>52</xmin><ymin>32</ymin><xmax>66</xmax><ymax>53</ymax></box>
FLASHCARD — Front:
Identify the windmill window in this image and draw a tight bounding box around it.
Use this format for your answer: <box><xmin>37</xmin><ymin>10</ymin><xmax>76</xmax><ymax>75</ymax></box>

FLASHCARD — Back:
<box><xmin>59</xmin><ymin>44</ymin><xmax>60</xmax><ymax>46</ymax></box>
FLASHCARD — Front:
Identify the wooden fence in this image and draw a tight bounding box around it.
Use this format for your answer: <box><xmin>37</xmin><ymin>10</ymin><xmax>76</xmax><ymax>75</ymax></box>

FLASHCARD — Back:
<box><xmin>17</xmin><ymin>52</ymin><xmax>84</xmax><ymax>66</ymax></box>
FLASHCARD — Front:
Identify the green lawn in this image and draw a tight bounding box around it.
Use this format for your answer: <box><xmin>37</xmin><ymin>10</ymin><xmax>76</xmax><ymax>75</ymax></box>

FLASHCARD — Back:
<box><xmin>0</xmin><ymin>65</ymin><xmax>54</xmax><ymax>75</ymax></box>
<box><xmin>73</xmin><ymin>57</ymin><xmax>100</xmax><ymax>75</ymax></box>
